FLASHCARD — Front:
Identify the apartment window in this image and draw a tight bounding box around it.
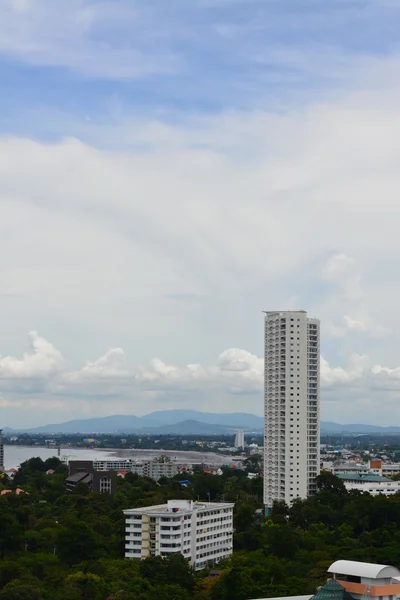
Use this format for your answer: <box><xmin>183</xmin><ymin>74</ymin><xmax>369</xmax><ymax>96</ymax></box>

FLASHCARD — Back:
<box><xmin>99</xmin><ymin>477</ymin><xmax>112</xmax><ymax>494</ymax></box>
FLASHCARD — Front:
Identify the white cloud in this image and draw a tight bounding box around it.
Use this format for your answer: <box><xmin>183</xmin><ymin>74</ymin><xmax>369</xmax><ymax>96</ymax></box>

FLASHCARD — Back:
<box><xmin>0</xmin><ymin>1</ymin><xmax>179</xmax><ymax>79</ymax></box>
<box><xmin>371</xmin><ymin>364</ymin><xmax>400</xmax><ymax>379</ymax></box>
<box><xmin>2</xmin><ymin>44</ymin><xmax>400</xmax><ymax>425</ymax></box>
<box><xmin>0</xmin><ymin>331</ymin><xmax>64</xmax><ymax>379</ymax></box>
<box><xmin>320</xmin><ymin>354</ymin><xmax>369</xmax><ymax>386</ymax></box>
<box><xmin>66</xmin><ymin>348</ymin><xmax>129</xmax><ymax>381</ymax></box>
<box><xmin>3</xmin><ymin>324</ymin><xmax>400</xmax><ymax>429</ymax></box>
<box><xmin>343</xmin><ymin>315</ymin><xmax>366</xmax><ymax>333</ymax></box>
<box><xmin>317</xmin><ymin>253</ymin><xmax>384</xmax><ymax>339</ymax></box>
<box><xmin>0</xmin><ymin>332</ymin><xmax>370</xmax><ymax>400</ymax></box>
<box><xmin>134</xmin><ymin>348</ymin><xmax>262</xmax><ymax>394</ymax></box>
<box><xmin>10</xmin><ymin>0</ymin><xmax>29</xmax><ymax>12</ymax></box>
<box><xmin>321</xmin><ymin>254</ymin><xmax>361</xmax><ymax>299</ymax></box>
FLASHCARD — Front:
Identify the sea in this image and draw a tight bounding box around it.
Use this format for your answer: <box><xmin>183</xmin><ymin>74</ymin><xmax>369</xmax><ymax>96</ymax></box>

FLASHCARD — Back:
<box><xmin>3</xmin><ymin>445</ymin><xmax>233</xmax><ymax>470</ymax></box>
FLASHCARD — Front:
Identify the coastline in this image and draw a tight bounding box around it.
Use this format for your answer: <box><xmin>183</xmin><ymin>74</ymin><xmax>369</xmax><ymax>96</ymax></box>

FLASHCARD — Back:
<box><xmin>3</xmin><ymin>444</ymin><xmax>235</xmax><ymax>469</ymax></box>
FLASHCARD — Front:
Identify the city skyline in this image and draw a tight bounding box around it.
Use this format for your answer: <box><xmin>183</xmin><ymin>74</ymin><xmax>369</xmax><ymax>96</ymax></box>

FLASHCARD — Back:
<box><xmin>1</xmin><ymin>1</ymin><xmax>400</xmax><ymax>427</ymax></box>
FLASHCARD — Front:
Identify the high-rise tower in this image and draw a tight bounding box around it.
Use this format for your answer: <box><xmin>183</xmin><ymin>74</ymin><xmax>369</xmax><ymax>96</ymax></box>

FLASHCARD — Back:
<box><xmin>234</xmin><ymin>429</ymin><xmax>245</xmax><ymax>449</ymax></box>
<box><xmin>0</xmin><ymin>429</ymin><xmax>4</xmax><ymax>472</ymax></box>
<box><xmin>263</xmin><ymin>310</ymin><xmax>320</xmax><ymax>510</ymax></box>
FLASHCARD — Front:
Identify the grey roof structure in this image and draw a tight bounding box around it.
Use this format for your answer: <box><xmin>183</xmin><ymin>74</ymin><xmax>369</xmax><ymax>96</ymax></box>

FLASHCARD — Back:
<box><xmin>335</xmin><ymin>473</ymin><xmax>391</xmax><ymax>482</ymax></box>
<box><xmin>328</xmin><ymin>560</ymin><xmax>400</xmax><ymax>579</ymax></box>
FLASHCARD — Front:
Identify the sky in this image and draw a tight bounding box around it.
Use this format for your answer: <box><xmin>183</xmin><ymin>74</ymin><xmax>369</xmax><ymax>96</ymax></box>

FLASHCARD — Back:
<box><xmin>1</xmin><ymin>0</ymin><xmax>400</xmax><ymax>427</ymax></box>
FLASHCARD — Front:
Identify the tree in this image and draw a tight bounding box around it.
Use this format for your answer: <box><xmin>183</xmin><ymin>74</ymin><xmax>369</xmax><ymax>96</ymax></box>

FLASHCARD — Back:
<box><xmin>234</xmin><ymin>504</ymin><xmax>255</xmax><ymax>534</ymax></box>
<box><xmin>270</xmin><ymin>500</ymin><xmax>289</xmax><ymax>524</ymax></box>
<box><xmin>56</xmin><ymin>520</ymin><xmax>102</xmax><ymax>566</ymax></box>
<box><xmin>0</xmin><ymin>507</ymin><xmax>24</xmax><ymax>556</ymax></box>
<box><xmin>316</xmin><ymin>471</ymin><xmax>347</xmax><ymax>495</ymax></box>
<box><xmin>0</xmin><ymin>586</ymin><xmax>42</xmax><ymax>600</ymax></box>
<box><xmin>139</xmin><ymin>554</ymin><xmax>194</xmax><ymax>592</ymax></box>
<box><xmin>63</xmin><ymin>572</ymin><xmax>106</xmax><ymax>600</ymax></box>
<box><xmin>164</xmin><ymin>554</ymin><xmax>195</xmax><ymax>591</ymax></box>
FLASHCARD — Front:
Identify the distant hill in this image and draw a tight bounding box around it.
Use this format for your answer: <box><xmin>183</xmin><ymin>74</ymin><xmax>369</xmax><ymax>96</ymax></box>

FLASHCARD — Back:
<box><xmin>320</xmin><ymin>422</ymin><xmax>400</xmax><ymax>434</ymax></box>
<box><xmin>148</xmin><ymin>420</ymin><xmax>235</xmax><ymax>435</ymax></box>
<box><xmin>6</xmin><ymin>410</ymin><xmax>264</xmax><ymax>434</ymax></box>
<box><xmin>5</xmin><ymin>410</ymin><xmax>400</xmax><ymax>435</ymax></box>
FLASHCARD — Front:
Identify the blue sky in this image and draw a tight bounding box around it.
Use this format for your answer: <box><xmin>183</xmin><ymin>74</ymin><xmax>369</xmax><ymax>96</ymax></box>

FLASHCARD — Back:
<box><xmin>2</xmin><ymin>0</ymin><xmax>400</xmax><ymax>135</ymax></box>
<box><xmin>1</xmin><ymin>0</ymin><xmax>400</xmax><ymax>426</ymax></box>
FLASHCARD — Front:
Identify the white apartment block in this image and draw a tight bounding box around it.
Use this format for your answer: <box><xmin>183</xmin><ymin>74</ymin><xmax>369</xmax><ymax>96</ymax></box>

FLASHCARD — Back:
<box><xmin>93</xmin><ymin>459</ymin><xmax>178</xmax><ymax>481</ymax></box>
<box><xmin>381</xmin><ymin>464</ymin><xmax>400</xmax><ymax>477</ymax></box>
<box><xmin>94</xmin><ymin>459</ymin><xmax>133</xmax><ymax>471</ymax></box>
<box><xmin>264</xmin><ymin>310</ymin><xmax>320</xmax><ymax>510</ymax></box>
<box><xmin>124</xmin><ymin>499</ymin><xmax>234</xmax><ymax>571</ymax></box>
<box><xmin>332</xmin><ymin>463</ymin><xmax>370</xmax><ymax>476</ymax></box>
<box><xmin>336</xmin><ymin>473</ymin><xmax>400</xmax><ymax>496</ymax></box>
<box><xmin>234</xmin><ymin>429</ymin><xmax>245</xmax><ymax>449</ymax></box>
<box><xmin>332</xmin><ymin>460</ymin><xmax>400</xmax><ymax>478</ymax></box>
<box><xmin>0</xmin><ymin>430</ymin><xmax>4</xmax><ymax>472</ymax></box>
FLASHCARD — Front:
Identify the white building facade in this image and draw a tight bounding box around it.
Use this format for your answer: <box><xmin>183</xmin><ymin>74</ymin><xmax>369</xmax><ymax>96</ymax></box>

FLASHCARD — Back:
<box><xmin>336</xmin><ymin>473</ymin><xmax>400</xmax><ymax>496</ymax></box>
<box><xmin>0</xmin><ymin>430</ymin><xmax>4</xmax><ymax>472</ymax></box>
<box><xmin>124</xmin><ymin>499</ymin><xmax>234</xmax><ymax>571</ymax></box>
<box><xmin>93</xmin><ymin>459</ymin><xmax>177</xmax><ymax>481</ymax></box>
<box><xmin>263</xmin><ymin>310</ymin><xmax>320</xmax><ymax>510</ymax></box>
<box><xmin>234</xmin><ymin>429</ymin><xmax>245</xmax><ymax>449</ymax></box>
<box><xmin>329</xmin><ymin>560</ymin><xmax>400</xmax><ymax>600</ymax></box>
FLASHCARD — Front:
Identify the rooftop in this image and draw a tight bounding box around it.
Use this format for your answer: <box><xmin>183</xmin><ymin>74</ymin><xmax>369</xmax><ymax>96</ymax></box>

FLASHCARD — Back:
<box><xmin>334</xmin><ymin>463</ymin><xmax>369</xmax><ymax>469</ymax></box>
<box><xmin>66</xmin><ymin>472</ymin><xmax>92</xmax><ymax>483</ymax></box>
<box><xmin>124</xmin><ymin>500</ymin><xmax>234</xmax><ymax>516</ymax></box>
<box><xmin>252</xmin><ymin>596</ymin><xmax>311</xmax><ymax>600</ymax></box>
<box><xmin>336</xmin><ymin>473</ymin><xmax>391</xmax><ymax>482</ymax></box>
<box><xmin>328</xmin><ymin>560</ymin><xmax>400</xmax><ymax>579</ymax></box>
<box><xmin>311</xmin><ymin>579</ymin><xmax>353</xmax><ymax>600</ymax></box>
<box><xmin>263</xmin><ymin>310</ymin><xmax>307</xmax><ymax>314</ymax></box>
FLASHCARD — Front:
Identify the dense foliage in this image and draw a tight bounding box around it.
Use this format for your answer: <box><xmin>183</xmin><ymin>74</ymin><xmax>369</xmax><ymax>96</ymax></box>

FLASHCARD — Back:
<box><xmin>2</xmin><ymin>461</ymin><xmax>400</xmax><ymax>599</ymax></box>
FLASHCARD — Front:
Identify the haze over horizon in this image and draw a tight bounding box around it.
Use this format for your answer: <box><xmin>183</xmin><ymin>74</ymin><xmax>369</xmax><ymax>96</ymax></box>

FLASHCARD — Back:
<box><xmin>1</xmin><ymin>0</ymin><xmax>400</xmax><ymax>428</ymax></box>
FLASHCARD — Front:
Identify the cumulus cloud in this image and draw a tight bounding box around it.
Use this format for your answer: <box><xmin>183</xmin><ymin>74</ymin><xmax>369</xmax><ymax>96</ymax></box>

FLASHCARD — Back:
<box><xmin>320</xmin><ymin>354</ymin><xmax>369</xmax><ymax>386</ymax></box>
<box><xmin>318</xmin><ymin>253</ymin><xmax>384</xmax><ymax>339</ymax></box>
<box><xmin>3</xmin><ymin>331</ymin><xmax>400</xmax><ymax>426</ymax></box>
<box><xmin>371</xmin><ymin>364</ymin><xmax>400</xmax><ymax>379</ymax></box>
<box><xmin>0</xmin><ymin>331</ymin><xmax>64</xmax><ymax>379</ymax></box>
<box><xmin>66</xmin><ymin>348</ymin><xmax>129</xmax><ymax>381</ymax></box>
<box><xmin>2</xmin><ymin>38</ymin><xmax>400</xmax><ymax>426</ymax></box>
<box><xmin>134</xmin><ymin>348</ymin><xmax>263</xmax><ymax>394</ymax></box>
<box><xmin>343</xmin><ymin>315</ymin><xmax>366</xmax><ymax>332</ymax></box>
<box><xmin>321</xmin><ymin>254</ymin><xmax>360</xmax><ymax>292</ymax></box>
<box><xmin>3</xmin><ymin>331</ymin><xmax>400</xmax><ymax>401</ymax></box>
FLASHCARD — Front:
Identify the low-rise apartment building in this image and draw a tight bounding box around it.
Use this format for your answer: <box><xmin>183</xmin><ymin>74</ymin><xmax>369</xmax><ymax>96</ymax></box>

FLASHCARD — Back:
<box><xmin>336</xmin><ymin>473</ymin><xmax>400</xmax><ymax>496</ymax></box>
<box><xmin>332</xmin><ymin>463</ymin><xmax>370</xmax><ymax>476</ymax></box>
<box><xmin>82</xmin><ymin>458</ymin><xmax>178</xmax><ymax>481</ymax></box>
<box><xmin>331</xmin><ymin>459</ymin><xmax>400</xmax><ymax>479</ymax></box>
<box><xmin>124</xmin><ymin>499</ymin><xmax>234</xmax><ymax>571</ymax></box>
<box><xmin>369</xmin><ymin>459</ymin><xmax>400</xmax><ymax>478</ymax></box>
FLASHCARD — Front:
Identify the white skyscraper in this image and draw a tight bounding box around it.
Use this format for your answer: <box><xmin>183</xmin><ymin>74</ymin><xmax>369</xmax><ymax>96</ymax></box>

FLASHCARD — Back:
<box><xmin>234</xmin><ymin>429</ymin><xmax>245</xmax><ymax>449</ymax></box>
<box><xmin>263</xmin><ymin>310</ymin><xmax>320</xmax><ymax>510</ymax></box>
<box><xmin>0</xmin><ymin>429</ymin><xmax>4</xmax><ymax>472</ymax></box>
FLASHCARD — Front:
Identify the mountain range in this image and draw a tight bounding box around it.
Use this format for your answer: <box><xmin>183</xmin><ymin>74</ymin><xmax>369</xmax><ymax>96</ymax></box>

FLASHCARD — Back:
<box><xmin>4</xmin><ymin>410</ymin><xmax>400</xmax><ymax>435</ymax></box>
<box><xmin>5</xmin><ymin>410</ymin><xmax>263</xmax><ymax>434</ymax></box>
